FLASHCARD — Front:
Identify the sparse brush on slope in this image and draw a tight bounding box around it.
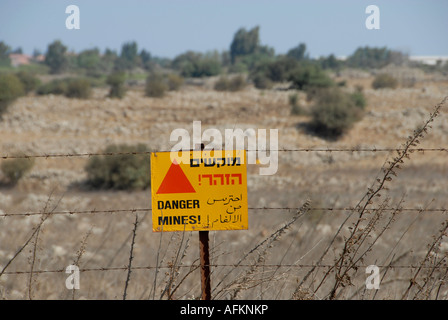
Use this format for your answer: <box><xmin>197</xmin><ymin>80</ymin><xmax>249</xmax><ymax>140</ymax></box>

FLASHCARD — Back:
<box><xmin>212</xmin><ymin>199</ymin><xmax>311</xmax><ymax>299</ymax></box>
<box><xmin>297</xmin><ymin>96</ymin><xmax>447</xmax><ymax>300</ymax></box>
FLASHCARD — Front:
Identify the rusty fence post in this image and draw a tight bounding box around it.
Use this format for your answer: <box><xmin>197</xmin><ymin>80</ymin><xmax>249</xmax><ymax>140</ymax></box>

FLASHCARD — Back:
<box><xmin>194</xmin><ymin>143</ymin><xmax>211</xmax><ymax>300</ymax></box>
<box><xmin>199</xmin><ymin>230</ymin><xmax>211</xmax><ymax>300</ymax></box>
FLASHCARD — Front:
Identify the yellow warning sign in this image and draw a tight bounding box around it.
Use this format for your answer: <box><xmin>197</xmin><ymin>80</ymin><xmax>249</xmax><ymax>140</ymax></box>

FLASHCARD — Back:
<box><xmin>151</xmin><ymin>150</ymin><xmax>248</xmax><ymax>232</ymax></box>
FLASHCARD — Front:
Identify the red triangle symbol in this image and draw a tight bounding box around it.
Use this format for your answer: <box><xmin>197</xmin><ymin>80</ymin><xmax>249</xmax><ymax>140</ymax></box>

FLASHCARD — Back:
<box><xmin>156</xmin><ymin>159</ymin><xmax>196</xmax><ymax>194</ymax></box>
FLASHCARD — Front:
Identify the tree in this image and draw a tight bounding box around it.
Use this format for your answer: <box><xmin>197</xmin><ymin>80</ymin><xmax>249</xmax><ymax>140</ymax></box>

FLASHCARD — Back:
<box><xmin>171</xmin><ymin>51</ymin><xmax>221</xmax><ymax>77</ymax></box>
<box><xmin>287</xmin><ymin>43</ymin><xmax>308</xmax><ymax>61</ymax></box>
<box><xmin>319</xmin><ymin>54</ymin><xmax>342</xmax><ymax>70</ymax></box>
<box><xmin>115</xmin><ymin>41</ymin><xmax>139</xmax><ymax>71</ymax></box>
<box><xmin>140</xmin><ymin>49</ymin><xmax>152</xmax><ymax>70</ymax></box>
<box><xmin>32</xmin><ymin>49</ymin><xmax>42</xmax><ymax>58</ymax></box>
<box><xmin>77</xmin><ymin>48</ymin><xmax>101</xmax><ymax>76</ymax></box>
<box><xmin>45</xmin><ymin>40</ymin><xmax>68</xmax><ymax>74</ymax></box>
<box><xmin>288</xmin><ymin>63</ymin><xmax>334</xmax><ymax>90</ymax></box>
<box><xmin>101</xmin><ymin>48</ymin><xmax>118</xmax><ymax>74</ymax></box>
<box><xmin>0</xmin><ymin>41</ymin><xmax>11</xmax><ymax>67</ymax></box>
<box><xmin>265</xmin><ymin>57</ymin><xmax>298</xmax><ymax>82</ymax></box>
<box><xmin>346</xmin><ymin>46</ymin><xmax>407</xmax><ymax>69</ymax></box>
<box><xmin>230</xmin><ymin>26</ymin><xmax>260</xmax><ymax>64</ymax></box>
<box><xmin>249</xmin><ymin>56</ymin><xmax>297</xmax><ymax>87</ymax></box>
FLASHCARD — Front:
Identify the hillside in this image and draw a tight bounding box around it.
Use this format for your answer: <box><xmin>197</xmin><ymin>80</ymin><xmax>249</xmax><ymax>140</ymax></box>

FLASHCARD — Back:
<box><xmin>0</xmin><ymin>72</ymin><xmax>447</xmax><ymax>299</ymax></box>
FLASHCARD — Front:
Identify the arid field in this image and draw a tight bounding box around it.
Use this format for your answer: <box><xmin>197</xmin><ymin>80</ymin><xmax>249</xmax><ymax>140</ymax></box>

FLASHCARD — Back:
<box><xmin>1</xmin><ymin>69</ymin><xmax>447</xmax><ymax>299</ymax></box>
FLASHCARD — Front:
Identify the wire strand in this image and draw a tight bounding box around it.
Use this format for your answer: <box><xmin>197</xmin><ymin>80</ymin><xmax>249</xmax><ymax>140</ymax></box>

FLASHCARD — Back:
<box><xmin>0</xmin><ymin>207</ymin><xmax>446</xmax><ymax>217</ymax></box>
<box><xmin>2</xmin><ymin>263</ymin><xmax>445</xmax><ymax>276</ymax></box>
<box><xmin>1</xmin><ymin>147</ymin><xmax>447</xmax><ymax>160</ymax></box>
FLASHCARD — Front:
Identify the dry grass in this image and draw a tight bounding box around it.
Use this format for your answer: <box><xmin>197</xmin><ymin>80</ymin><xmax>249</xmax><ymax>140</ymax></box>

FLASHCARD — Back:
<box><xmin>0</xmin><ymin>73</ymin><xmax>448</xmax><ymax>299</ymax></box>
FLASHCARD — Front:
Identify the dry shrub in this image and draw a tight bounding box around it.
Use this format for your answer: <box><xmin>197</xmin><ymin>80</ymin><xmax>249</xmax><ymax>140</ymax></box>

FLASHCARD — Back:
<box><xmin>214</xmin><ymin>75</ymin><xmax>246</xmax><ymax>92</ymax></box>
<box><xmin>106</xmin><ymin>72</ymin><xmax>126</xmax><ymax>99</ymax></box>
<box><xmin>84</xmin><ymin>143</ymin><xmax>150</xmax><ymax>190</ymax></box>
<box><xmin>372</xmin><ymin>73</ymin><xmax>398</xmax><ymax>89</ymax></box>
<box><xmin>36</xmin><ymin>79</ymin><xmax>69</xmax><ymax>96</ymax></box>
<box><xmin>65</xmin><ymin>78</ymin><xmax>91</xmax><ymax>99</ymax></box>
<box><xmin>36</xmin><ymin>78</ymin><xmax>92</xmax><ymax>99</ymax></box>
<box><xmin>145</xmin><ymin>73</ymin><xmax>168</xmax><ymax>98</ymax></box>
<box><xmin>1</xmin><ymin>156</ymin><xmax>34</xmax><ymax>185</ymax></box>
<box><xmin>309</xmin><ymin>87</ymin><xmax>364</xmax><ymax>139</ymax></box>
<box><xmin>166</xmin><ymin>73</ymin><xmax>184</xmax><ymax>91</ymax></box>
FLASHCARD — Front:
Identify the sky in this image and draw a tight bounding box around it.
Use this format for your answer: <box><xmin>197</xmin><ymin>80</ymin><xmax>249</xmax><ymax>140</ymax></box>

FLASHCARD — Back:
<box><xmin>0</xmin><ymin>0</ymin><xmax>447</xmax><ymax>58</ymax></box>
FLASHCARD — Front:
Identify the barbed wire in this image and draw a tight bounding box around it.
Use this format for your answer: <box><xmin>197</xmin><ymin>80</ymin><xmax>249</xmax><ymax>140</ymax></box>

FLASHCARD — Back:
<box><xmin>2</xmin><ymin>263</ymin><xmax>446</xmax><ymax>276</ymax></box>
<box><xmin>1</xmin><ymin>147</ymin><xmax>447</xmax><ymax>160</ymax></box>
<box><xmin>0</xmin><ymin>206</ymin><xmax>446</xmax><ymax>218</ymax></box>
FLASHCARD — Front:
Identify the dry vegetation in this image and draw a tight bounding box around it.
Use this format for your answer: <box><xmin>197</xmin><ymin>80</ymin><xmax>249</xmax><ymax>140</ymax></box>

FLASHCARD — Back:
<box><xmin>1</xmin><ymin>70</ymin><xmax>448</xmax><ymax>300</ymax></box>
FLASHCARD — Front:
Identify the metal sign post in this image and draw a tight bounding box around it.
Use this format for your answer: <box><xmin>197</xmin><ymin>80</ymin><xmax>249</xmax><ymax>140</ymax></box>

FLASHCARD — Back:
<box><xmin>199</xmin><ymin>230</ymin><xmax>211</xmax><ymax>300</ymax></box>
<box><xmin>151</xmin><ymin>146</ymin><xmax>248</xmax><ymax>300</ymax></box>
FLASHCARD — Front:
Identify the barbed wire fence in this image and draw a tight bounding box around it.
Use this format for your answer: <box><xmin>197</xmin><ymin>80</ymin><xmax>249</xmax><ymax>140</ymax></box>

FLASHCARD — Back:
<box><xmin>1</xmin><ymin>147</ymin><xmax>447</xmax><ymax>297</ymax></box>
<box><xmin>1</xmin><ymin>96</ymin><xmax>448</xmax><ymax>299</ymax></box>
<box><xmin>1</xmin><ymin>147</ymin><xmax>447</xmax><ymax>160</ymax></box>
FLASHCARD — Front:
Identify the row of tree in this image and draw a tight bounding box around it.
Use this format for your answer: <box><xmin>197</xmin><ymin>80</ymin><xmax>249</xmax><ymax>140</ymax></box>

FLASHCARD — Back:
<box><xmin>1</xmin><ymin>26</ymin><xmax>412</xmax><ymax>77</ymax></box>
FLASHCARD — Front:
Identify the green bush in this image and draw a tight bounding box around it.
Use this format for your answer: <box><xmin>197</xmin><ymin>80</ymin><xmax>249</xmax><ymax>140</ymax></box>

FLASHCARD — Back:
<box><xmin>85</xmin><ymin>144</ymin><xmax>151</xmax><ymax>190</ymax></box>
<box><xmin>36</xmin><ymin>78</ymin><xmax>92</xmax><ymax>98</ymax></box>
<box><xmin>372</xmin><ymin>73</ymin><xmax>398</xmax><ymax>89</ymax></box>
<box><xmin>77</xmin><ymin>48</ymin><xmax>101</xmax><ymax>76</ymax></box>
<box><xmin>1</xmin><ymin>156</ymin><xmax>35</xmax><ymax>185</ymax></box>
<box><xmin>171</xmin><ymin>51</ymin><xmax>222</xmax><ymax>78</ymax></box>
<box><xmin>0</xmin><ymin>73</ymin><xmax>25</xmax><ymax>116</ymax></box>
<box><xmin>36</xmin><ymin>79</ymin><xmax>69</xmax><ymax>95</ymax></box>
<box><xmin>230</xmin><ymin>26</ymin><xmax>260</xmax><ymax>64</ymax></box>
<box><xmin>263</xmin><ymin>57</ymin><xmax>298</xmax><ymax>82</ymax></box>
<box><xmin>65</xmin><ymin>78</ymin><xmax>92</xmax><ymax>99</ymax></box>
<box><xmin>45</xmin><ymin>40</ymin><xmax>68</xmax><ymax>74</ymax></box>
<box><xmin>0</xmin><ymin>41</ymin><xmax>11</xmax><ymax>67</ymax></box>
<box><xmin>249</xmin><ymin>57</ymin><xmax>297</xmax><ymax>87</ymax></box>
<box><xmin>347</xmin><ymin>46</ymin><xmax>407</xmax><ymax>69</ymax></box>
<box><xmin>309</xmin><ymin>87</ymin><xmax>363</xmax><ymax>139</ymax></box>
<box><xmin>106</xmin><ymin>72</ymin><xmax>126</xmax><ymax>98</ymax></box>
<box><xmin>287</xmin><ymin>43</ymin><xmax>308</xmax><ymax>61</ymax></box>
<box><xmin>16</xmin><ymin>71</ymin><xmax>41</xmax><ymax>93</ymax></box>
<box><xmin>214</xmin><ymin>75</ymin><xmax>246</xmax><ymax>92</ymax></box>
<box><xmin>288</xmin><ymin>63</ymin><xmax>334</xmax><ymax>90</ymax></box>
<box><xmin>145</xmin><ymin>73</ymin><xmax>167</xmax><ymax>98</ymax></box>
